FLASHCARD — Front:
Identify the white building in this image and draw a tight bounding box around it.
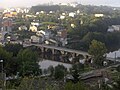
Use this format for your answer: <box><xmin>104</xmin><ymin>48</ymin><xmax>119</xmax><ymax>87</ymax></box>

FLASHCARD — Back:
<box><xmin>69</xmin><ymin>12</ymin><xmax>75</xmax><ymax>17</ymax></box>
<box><xmin>107</xmin><ymin>50</ymin><xmax>120</xmax><ymax>59</ymax></box>
<box><xmin>60</xmin><ymin>15</ymin><xmax>65</xmax><ymax>19</ymax></box>
<box><xmin>31</xmin><ymin>22</ymin><xmax>39</xmax><ymax>26</ymax></box>
<box><xmin>71</xmin><ymin>24</ymin><xmax>76</xmax><ymax>28</ymax></box>
<box><xmin>108</xmin><ymin>25</ymin><xmax>120</xmax><ymax>32</ymax></box>
<box><xmin>29</xmin><ymin>25</ymin><xmax>38</xmax><ymax>32</ymax></box>
<box><xmin>94</xmin><ymin>14</ymin><xmax>104</xmax><ymax>17</ymax></box>
<box><xmin>37</xmin><ymin>30</ymin><xmax>51</xmax><ymax>40</ymax></box>
<box><xmin>40</xmin><ymin>11</ymin><xmax>45</xmax><ymax>14</ymax></box>
<box><xmin>18</xmin><ymin>25</ymin><xmax>28</xmax><ymax>31</ymax></box>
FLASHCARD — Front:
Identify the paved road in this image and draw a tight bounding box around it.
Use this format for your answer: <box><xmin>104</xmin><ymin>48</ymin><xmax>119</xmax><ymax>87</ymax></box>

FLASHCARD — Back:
<box><xmin>80</xmin><ymin>63</ymin><xmax>120</xmax><ymax>80</ymax></box>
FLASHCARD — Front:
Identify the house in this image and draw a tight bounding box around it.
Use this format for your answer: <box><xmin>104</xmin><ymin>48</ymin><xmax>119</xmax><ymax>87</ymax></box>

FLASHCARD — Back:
<box><xmin>18</xmin><ymin>25</ymin><xmax>28</xmax><ymax>31</ymax></box>
<box><xmin>31</xmin><ymin>22</ymin><xmax>39</xmax><ymax>26</ymax></box>
<box><xmin>9</xmin><ymin>40</ymin><xmax>23</xmax><ymax>44</ymax></box>
<box><xmin>24</xmin><ymin>39</ymin><xmax>31</xmax><ymax>44</ymax></box>
<box><xmin>31</xmin><ymin>35</ymin><xmax>40</xmax><ymax>43</ymax></box>
<box><xmin>3</xmin><ymin>10</ymin><xmax>17</xmax><ymax>18</ymax></box>
<box><xmin>40</xmin><ymin>11</ymin><xmax>45</xmax><ymax>14</ymax></box>
<box><xmin>94</xmin><ymin>14</ymin><xmax>104</xmax><ymax>17</ymax></box>
<box><xmin>2</xmin><ymin>18</ymin><xmax>13</xmax><ymax>32</ymax></box>
<box><xmin>49</xmin><ymin>11</ymin><xmax>54</xmax><ymax>14</ymax></box>
<box><xmin>69</xmin><ymin>12</ymin><xmax>75</xmax><ymax>17</ymax></box>
<box><xmin>60</xmin><ymin>15</ymin><xmax>65</xmax><ymax>19</ymax></box>
<box><xmin>69</xmin><ymin>2</ymin><xmax>78</xmax><ymax>7</ymax></box>
<box><xmin>108</xmin><ymin>25</ymin><xmax>120</xmax><ymax>32</ymax></box>
<box><xmin>108</xmin><ymin>26</ymin><xmax>114</xmax><ymax>32</ymax></box>
<box><xmin>57</xmin><ymin>29</ymin><xmax>67</xmax><ymax>46</ymax></box>
<box><xmin>37</xmin><ymin>30</ymin><xmax>52</xmax><ymax>40</ymax></box>
<box><xmin>76</xmin><ymin>10</ymin><xmax>80</xmax><ymax>14</ymax></box>
<box><xmin>26</xmin><ymin>14</ymin><xmax>36</xmax><ymax>18</ymax></box>
<box><xmin>71</xmin><ymin>24</ymin><xmax>76</xmax><ymax>28</ymax></box>
<box><xmin>57</xmin><ymin>29</ymin><xmax>67</xmax><ymax>38</ymax></box>
<box><xmin>29</xmin><ymin>25</ymin><xmax>38</xmax><ymax>32</ymax></box>
<box><xmin>107</xmin><ymin>50</ymin><xmax>120</xmax><ymax>59</ymax></box>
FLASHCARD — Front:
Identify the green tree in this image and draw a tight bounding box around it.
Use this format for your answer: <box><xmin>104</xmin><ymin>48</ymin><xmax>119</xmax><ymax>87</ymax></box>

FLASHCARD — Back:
<box><xmin>0</xmin><ymin>46</ymin><xmax>13</xmax><ymax>75</ymax></box>
<box><xmin>64</xmin><ymin>82</ymin><xmax>88</xmax><ymax>90</ymax></box>
<box><xmin>113</xmin><ymin>78</ymin><xmax>120</xmax><ymax>90</ymax></box>
<box><xmin>48</xmin><ymin>66</ymin><xmax>54</xmax><ymax>76</ymax></box>
<box><xmin>54</xmin><ymin>65</ymin><xmax>67</xmax><ymax>80</ymax></box>
<box><xmin>17</xmin><ymin>49</ymin><xmax>41</xmax><ymax>76</ymax></box>
<box><xmin>4</xmin><ymin>43</ymin><xmax>23</xmax><ymax>56</ymax></box>
<box><xmin>88</xmin><ymin>40</ymin><xmax>107</xmax><ymax>67</ymax></box>
<box><xmin>70</xmin><ymin>63</ymin><xmax>84</xmax><ymax>83</ymax></box>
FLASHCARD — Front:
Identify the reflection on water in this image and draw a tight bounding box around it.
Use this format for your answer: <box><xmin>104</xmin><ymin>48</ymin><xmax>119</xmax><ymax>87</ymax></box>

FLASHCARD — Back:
<box><xmin>38</xmin><ymin>59</ymin><xmax>72</xmax><ymax>71</ymax></box>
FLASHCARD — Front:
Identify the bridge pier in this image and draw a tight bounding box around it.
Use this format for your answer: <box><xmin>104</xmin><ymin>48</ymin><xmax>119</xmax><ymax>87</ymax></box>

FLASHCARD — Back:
<box><xmin>52</xmin><ymin>49</ymin><xmax>55</xmax><ymax>55</ymax></box>
<box><xmin>34</xmin><ymin>44</ymin><xmax>91</xmax><ymax>64</ymax></box>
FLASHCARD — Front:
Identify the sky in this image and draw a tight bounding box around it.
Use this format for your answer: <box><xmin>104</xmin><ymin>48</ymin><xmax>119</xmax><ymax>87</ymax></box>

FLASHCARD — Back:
<box><xmin>0</xmin><ymin>0</ymin><xmax>120</xmax><ymax>8</ymax></box>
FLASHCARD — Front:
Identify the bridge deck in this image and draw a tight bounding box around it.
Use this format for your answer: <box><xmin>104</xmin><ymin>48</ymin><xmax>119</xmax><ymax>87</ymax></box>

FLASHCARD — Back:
<box><xmin>24</xmin><ymin>43</ymin><xmax>90</xmax><ymax>56</ymax></box>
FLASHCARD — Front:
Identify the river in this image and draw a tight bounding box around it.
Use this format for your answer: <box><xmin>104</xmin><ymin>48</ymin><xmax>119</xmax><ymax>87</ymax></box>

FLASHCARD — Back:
<box><xmin>38</xmin><ymin>59</ymin><xmax>72</xmax><ymax>71</ymax></box>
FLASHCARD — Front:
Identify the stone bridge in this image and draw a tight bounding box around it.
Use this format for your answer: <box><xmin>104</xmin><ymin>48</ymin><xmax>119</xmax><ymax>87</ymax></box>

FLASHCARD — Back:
<box><xmin>23</xmin><ymin>43</ymin><xmax>91</xmax><ymax>63</ymax></box>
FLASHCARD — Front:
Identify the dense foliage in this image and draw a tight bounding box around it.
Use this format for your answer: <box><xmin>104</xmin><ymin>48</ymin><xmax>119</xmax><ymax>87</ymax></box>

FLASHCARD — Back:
<box><xmin>88</xmin><ymin>40</ymin><xmax>107</xmax><ymax>66</ymax></box>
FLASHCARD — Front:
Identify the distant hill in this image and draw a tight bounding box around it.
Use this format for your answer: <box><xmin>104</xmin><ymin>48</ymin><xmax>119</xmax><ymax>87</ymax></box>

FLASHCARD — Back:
<box><xmin>30</xmin><ymin>4</ymin><xmax>120</xmax><ymax>15</ymax></box>
<box><xmin>30</xmin><ymin>5</ymin><xmax>60</xmax><ymax>13</ymax></box>
<box><xmin>30</xmin><ymin>5</ymin><xmax>77</xmax><ymax>13</ymax></box>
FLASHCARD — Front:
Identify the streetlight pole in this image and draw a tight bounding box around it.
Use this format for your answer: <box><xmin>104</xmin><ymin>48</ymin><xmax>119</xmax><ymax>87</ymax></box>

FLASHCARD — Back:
<box><xmin>0</xmin><ymin>60</ymin><xmax>5</xmax><ymax>90</ymax></box>
<box><xmin>115</xmin><ymin>52</ymin><xmax>117</xmax><ymax>62</ymax></box>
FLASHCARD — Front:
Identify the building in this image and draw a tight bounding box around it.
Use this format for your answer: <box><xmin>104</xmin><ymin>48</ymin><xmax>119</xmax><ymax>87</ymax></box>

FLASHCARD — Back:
<box><xmin>31</xmin><ymin>22</ymin><xmax>39</xmax><ymax>26</ymax></box>
<box><xmin>2</xmin><ymin>18</ymin><xmax>13</xmax><ymax>32</ymax></box>
<box><xmin>18</xmin><ymin>25</ymin><xmax>28</xmax><ymax>31</ymax></box>
<box><xmin>38</xmin><ymin>30</ymin><xmax>52</xmax><ymax>40</ymax></box>
<box><xmin>57</xmin><ymin>29</ymin><xmax>67</xmax><ymax>38</ymax></box>
<box><xmin>57</xmin><ymin>29</ymin><xmax>67</xmax><ymax>46</ymax></box>
<box><xmin>69</xmin><ymin>12</ymin><xmax>75</xmax><ymax>17</ymax></box>
<box><xmin>94</xmin><ymin>14</ymin><xmax>104</xmax><ymax>17</ymax></box>
<box><xmin>31</xmin><ymin>35</ymin><xmax>40</xmax><ymax>43</ymax></box>
<box><xmin>107</xmin><ymin>50</ymin><xmax>120</xmax><ymax>59</ymax></box>
<box><xmin>108</xmin><ymin>25</ymin><xmax>120</xmax><ymax>32</ymax></box>
<box><xmin>60</xmin><ymin>15</ymin><xmax>65</xmax><ymax>19</ymax></box>
<box><xmin>71</xmin><ymin>24</ymin><xmax>76</xmax><ymax>28</ymax></box>
<box><xmin>29</xmin><ymin>25</ymin><xmax>38</xmax><ymax>32</ymax></box>
<box><xmin>3</xmin><ymin>9</ymin><xmax>17</xmax><ymax>18</ymax></box>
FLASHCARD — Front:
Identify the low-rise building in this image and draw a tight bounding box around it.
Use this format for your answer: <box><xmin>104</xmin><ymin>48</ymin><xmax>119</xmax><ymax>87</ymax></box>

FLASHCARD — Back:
<box><xmin>108</xmin><ymin>25</ymin><xmax>120</xmax><ymax>32</ymax></box>
<box><xmin>31</xmin><ymin>22</ymin><xmax>39</xmax><ymax>26</ymax></box>
<box><xmin>29</xmin><ymin>25</ymin><xmax>38</xmax><ymax>32</ymax></box>
<box><xmin>107</xmin><ymin>49</ymin><xmax>120</xmax><ymax>59</ymax></box>
<box><xmin>69</xmin><ymin>12</ymin><xmax>75</xmax><ymax>17</ymax></box>
<box><xmin>60</xmin><ymin>15</ymin><xmax>65</xmax><ymax>19</ymax></box>
<box><xmin>31</xmin><ymin>35</ymin><xmax>40</xmax><ymax>43</ymax></box>
<box><xmin>71</xmin><ymin>24</ymin><xmax>76</xmax><ymax>28</ymax></box>
<box><xmin>18</xmin><ymin>25</ymin><xmax>28</xmax><ymax>31</ymax></box>
<box><xmin>57</xmin><ymin>29</ymin><xmax>67</xmax><ymax>46</ymax></box>
<box><xmin>94</xmin><ymin>14</ymin><xmax>104</xmax><ymax>17</ymax></box>
<box><xmin>38</xmin><ymin>30</ymin><xmax>52</xmax><ymax>40</ymax></box>
<box><xmin>2</xmin><ymin>18</ymin><xmax>13</xmax><ymax>32</ymax></box>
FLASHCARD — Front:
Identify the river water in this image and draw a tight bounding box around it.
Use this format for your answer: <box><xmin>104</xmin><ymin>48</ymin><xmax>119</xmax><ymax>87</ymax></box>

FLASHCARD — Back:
<box><xmin>38</xmin><ymin>59</ymin><xmax>72</xmax><ymax>71</ymax></box>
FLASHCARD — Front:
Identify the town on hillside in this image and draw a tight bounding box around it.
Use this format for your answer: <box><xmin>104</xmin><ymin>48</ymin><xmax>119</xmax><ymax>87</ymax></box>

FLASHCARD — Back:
<box><xmin>0</xmin><ymin>2</ymin><xmax>120</xmax><ymax>90</ymax></box>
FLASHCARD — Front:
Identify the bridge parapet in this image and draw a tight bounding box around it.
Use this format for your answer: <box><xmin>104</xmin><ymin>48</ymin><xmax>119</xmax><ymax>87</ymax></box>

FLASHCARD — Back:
<box><xmin>23</xmin><ymin>43</ymin><xmax>91</xmax><ymax>63</ymax></box>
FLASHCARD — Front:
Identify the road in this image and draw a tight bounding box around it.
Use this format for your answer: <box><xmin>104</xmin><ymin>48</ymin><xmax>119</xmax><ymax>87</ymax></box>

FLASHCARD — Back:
<box><xmin>80</xmin><ymin>63</ymin><xmax>120</xmax><ymax>80</ymax></box>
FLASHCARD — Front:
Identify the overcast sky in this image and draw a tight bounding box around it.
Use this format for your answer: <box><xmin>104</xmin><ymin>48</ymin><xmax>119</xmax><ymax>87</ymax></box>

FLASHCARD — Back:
<box><xmin>0</xmin><ymin>0</ymin><xmax>120</xmax><ymax>8</ymax></box>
